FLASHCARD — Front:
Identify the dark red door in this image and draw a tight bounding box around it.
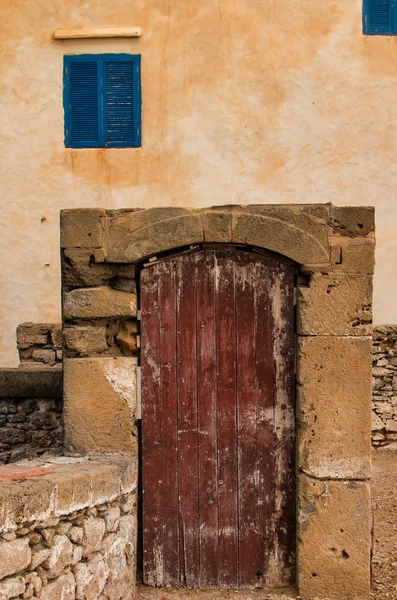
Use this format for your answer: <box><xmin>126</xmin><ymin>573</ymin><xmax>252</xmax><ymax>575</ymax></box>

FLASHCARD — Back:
<box><xmin>140</xmin><ymin>248</ymin><xmax>295</xmax><ymax>590</ymax></box>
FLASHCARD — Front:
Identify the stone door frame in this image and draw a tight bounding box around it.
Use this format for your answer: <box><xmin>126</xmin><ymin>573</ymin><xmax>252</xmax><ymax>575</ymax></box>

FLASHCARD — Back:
<box><xmin>61</xmin><ymin>204</ymin><xmax>374</xmax><ymax>600</ymax></box>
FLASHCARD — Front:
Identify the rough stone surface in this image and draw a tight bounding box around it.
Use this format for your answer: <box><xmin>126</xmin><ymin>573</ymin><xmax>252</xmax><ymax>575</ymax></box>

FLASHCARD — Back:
<box><xmin>43</xmin><ymin>534</ymin><xmax>73</xmax><ymax>579</ymax></box>
<box><xmin>329</xmin><ymin>205</ymin><xmax>375</xmax><ymax>238</ymax></box>
<box><xmin>0</xmin><ymin>457</ymin><xmax>137</xmax><ymax>599</ymax></box>
<box><xmin>61</xmin><ymin>208</ymin><xmax>105</xmax><ymax>249</ymax></box>
<box><xmin>64</xmin><ymin>326</ymin><xmax>108</xmax><ymax>355</ymax></box>
<box><xmin>0</xmin><ymin>575</ymin><xmax>25</xmax><ymax>598</ymax></box>
<box><xmin>298</xmin><ymin>336</ymin><xmax>372</xmax><ymax>479</ymax></box>
<box><xmin>298</xmin><ymin>474</ymin><xmax>371</xmax><ymax>600</ymax></box>
<box><xmin>82</xmin><ymin>517</ymin><xmax>106</xmax><ymax>557</ymax></box>
<box><xmin>0</xmin><ymin>368</ymin><xmax>62</xmax><ymax>399</ymax></box>
<box><xmin>297</xmin><ymin>274</ymin><xmax>373</xmax><ymax>335</ymax></box>
<box><xmin>62</xmin><ymin>248</ymin><xmax>136</xmax><ymax>290</ymax></box>
<box><xmin>107</xmin><ymin>211</ymin><xmax>204</xmax><ymax>263</ymax></box>
<box><xmin>63</xmin><ymin>358</ymin><xmax>138</xmax><ymax>455</ymax></box>
<box><xmin>63</xmin><ymin>286</ymin><xmax>137</xmax><ymax>320</ymax></box>
<box><xmin>0</xmin><ymin>537</ymin><xmax>31</xmax><ymax>579</ymax></box>
<box><xmin>372</xmin><ymin>326</ymin><xmax>397</xmax><ymax>447</ymax></box>
<box><xmin>40</xmin><ymin>571</ymin><xmax>76</xmax><ymax>600</ymax></box>
<box><xmin>328</xmin><ymin>236</ymin><xmax>375</xmax><ymax>274</ymax></box>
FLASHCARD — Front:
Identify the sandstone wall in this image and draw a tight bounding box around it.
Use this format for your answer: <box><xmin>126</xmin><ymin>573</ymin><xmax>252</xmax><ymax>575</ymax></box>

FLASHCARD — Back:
<box><xmin>0</xmin><ymin>456</ymin><xmax>137</xmax><ymax>600</ymax></box>
<box><xmin>0</xmin><ymin>368</ymin><xmax>63</xmax><ymax>465</ymax></box>
<box><xmin>17</xmin><ymin>323</ymin><xmax>62</xmax><ymax>368</ymax></box>
<box><xmin>372</xmin><ymin>326</ymin><xmax>397</xmax><ymax>447</ymax></box>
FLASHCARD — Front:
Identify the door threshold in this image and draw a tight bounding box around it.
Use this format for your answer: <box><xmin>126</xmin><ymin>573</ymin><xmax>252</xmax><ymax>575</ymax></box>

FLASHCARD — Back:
<box><xmin>137</xmin><ymin>587</ymin><xmax>297</xmax><ymax>599</ymax></box>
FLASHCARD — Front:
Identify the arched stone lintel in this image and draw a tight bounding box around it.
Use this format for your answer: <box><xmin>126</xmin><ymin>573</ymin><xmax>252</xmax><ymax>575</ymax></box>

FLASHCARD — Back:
<box><xmin>106</xmin><ymin>208</ymin><xmax>330</xmax><ymax>267</ymax></box>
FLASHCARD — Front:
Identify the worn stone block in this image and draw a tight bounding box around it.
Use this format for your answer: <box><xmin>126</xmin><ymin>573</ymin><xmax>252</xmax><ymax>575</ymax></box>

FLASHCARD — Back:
<box><xmin>63</xmin><ymin>287</ymin><xmax>136</xmax><ymax>320</ymax></box>
<box><xmin>17</xmin><ymin>323</ymin><xmax>49</xmax><ymax>349</ymax></box>
<box><xmin>63</xmin><ymin>358</ymin><xmax>138</xmax><ymax>455</ymax></box>
<box><xmin>201</xmin><ymin>210</ymin><xmax>232</xmax><ymax>243</ymax></box>
<box><xmin>43</xmin><ymin>534</ymin><xmax>73</xmax><ymax>579</ymax></box>
<box><xmin>0</xmin><ymin>537</ymin><xmax>31</xmax><ymax>579</ymax></box>
<box><xmin>231</xmin><ymin>212</ymin><xmax>330</xmax><ymax>266</ymax></box>
<box><xmin>0</xmin><ymin>575</ymin><xmax>25</xmax><ymax>599</ymax></box>
<box><xmin>64</xmin><ymin>326</ymin><xmax>108</xmax><ymax>355</ymax></box>
<box><xmin>328</xmin><ymin>237</ymin><xmax>375</xmax><ymax>274</ymax></box>
<box><xmin>329</xmin><ymin>206</ymin><xmax>375</xmax><ymax>237</ymax></box>
<box><xmin>297</xmin><ymin>274</ymin><xmax>373</xmax><ymax>335</ymax></box>
<box><xmin>61</xmin><ymin>208</ymin><xmax>105</xmax><ymax>249</ymax></box>
<box><xmin>107</xmin><ymin>211</ymin><xmax>203</xmax><ymax>263</ymax></box>
<box><xmin>116</xmin><ymin>320</ymin><xmax>139</xmax><ymax>354</ymax></box>
<box><xmin>297</xmin><ymin>336</ymin><xmax>372</xmax><ymax>479</ymax></box>
<box><xmin>62</xmin><ymin>248</ymin><xmax>136</xmax><ymax>289</ymax></box>
<box><xmin>81</xmin><ymin>516</ymin><xmax>106</xmax><ymax>557</ymax></box>
<box><xmin>40</xmin><ymin>572</ymin><xmax>75</xmax><ymax>600</ymax></box>
<box><xmin>298</xmin><ymin>474</ymin><xmax>371</xmax><ymax>600</ymax></box>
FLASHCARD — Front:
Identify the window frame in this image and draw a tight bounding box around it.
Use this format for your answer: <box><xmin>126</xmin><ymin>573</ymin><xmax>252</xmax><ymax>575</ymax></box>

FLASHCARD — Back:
<box><xmin>363</xmin><ymin>0</ymin><xmax>397</xmax><ymax>35</ymax></box>
<box><xmin>63</xmin><ymin>53</ymin><xmax>141</xmax><ymax>149</ymax></box>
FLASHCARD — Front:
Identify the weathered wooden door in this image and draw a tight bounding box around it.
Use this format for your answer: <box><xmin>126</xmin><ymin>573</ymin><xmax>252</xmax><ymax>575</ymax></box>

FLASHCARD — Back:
<box><xmin>140</xmin><ymin>248</ymin><xmax>295</xmax><ymax>590</ymax></box>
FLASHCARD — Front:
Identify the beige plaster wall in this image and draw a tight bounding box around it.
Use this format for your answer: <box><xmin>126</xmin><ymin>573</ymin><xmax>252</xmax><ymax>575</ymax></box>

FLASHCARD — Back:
<box><xmin>0</xmin><ymin>0</ymin><xmax>395</xmax><ymax>364</ymax></box>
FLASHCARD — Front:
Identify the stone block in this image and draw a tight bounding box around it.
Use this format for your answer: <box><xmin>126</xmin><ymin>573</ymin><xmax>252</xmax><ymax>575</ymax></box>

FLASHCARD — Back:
<box><xmin>81</xmin><ymin>517</ymin><xmax>106</xmax><ymax>557</ymax></box>
<box><xmin>63</xmin><ymin>358</ymin><xmax>138</xmax><ymax>454</ymax></box>
<box><xmin>328</xmin><ymin>237</ymin><xmax>375</xmax><ymax>274</ymax></box>
<box><xmin>63</xmin><ymin>287</ymin><xmax>137</xmax><ymax>320</ymax></box>
<box><xmin>17</xmin><ymin>323</ymin><xmax>49</xmax><ymax>349</ymax></box>
<box><xmin>62</xmin><ymin>248</ymin><xmax>135</xmax><ymax>289</ymax></box>
<box><xmin>64</xmin><ymin>326</ymin><xmax>108</xmax><ymax>355</ymax></box>
<box><xmin>61</xmin><ymin>208</ymin><xmax>105</xmax><ymax>249</ymax></box>
<box><xmin>40</xmin><ymin>572</ymin><xmax>75</xmax><ymax>600</ymax></box>
<box><xmin>29</xmin><ymin>545</ymin><xmax>51</xmax><ymax>570</ymax></box>
<box><xmin>43</xmin><ymin>535</ymin><xmax>73</xmax><ymax>579</ymax></box>
<box><xmin>0</xmin><ymin>575</ymin><xmax>25</xmax><ymax>599</ymax></box>
<box><xmin>329</xmin><ymin>206</ymin><xmax>375</xmax><ymax>237</ymax></box>
<box><xmin>0</xmin><ymin>537</ymin><xmax>31</xmax><ymax>579</ymax></box>
<box><xmin>297</xmin><ymin>274</ymin><xmax>373</xmax><ymax>336</ymax></box>
<box><xmin>31</xmin><ymin>348</ymin><xmax>56</xmax><ymax>365</ymax></box>
<box><xmin>298</xmin><ymin>474</ymin><xmax>371</xmax><ymax>600</ymax></box>
<box><xmin>104</xmin><ymin>506</ymin><xmax>120</xmax><ymax>533</ymax></box>
<box><xmin>116</xmin><ymin>320</ymin><xmax>139</xmax><ymax>354</ymax></box>
<box><xmin>372</xmin><ymin>411</ymin><xmax>385</xmax><ymax>431</ymax></box>
<box><xmin>297</xmin><ymin>336</ymin><xmax>372</xmax><ymax>479</ymax></box>
<box><xmin>0</xmin><ymin>368</ymin><xmax>62</xmax><ymax>399</ymax></box>
<box><xmin>74</xmin><ymin>552</ymin><xmax>108</xmax><ymax>599</ymax></box>
<box><xmin>231</xmin><ymin>212</ymin><xmax>330</xmax><ymax>266</ymax></box>
<box><xmin>201</xmin><ymin>210</ymin><xmax>232</xmax><ymax>243</ymax></box>
<box><xmin>107</xmin><ymin>209</ymin><xmax>203</xmax><ymax>262</ymax></box>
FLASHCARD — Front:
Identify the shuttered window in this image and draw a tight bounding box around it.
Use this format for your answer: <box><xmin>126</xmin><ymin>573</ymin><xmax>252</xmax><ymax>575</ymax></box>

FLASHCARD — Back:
<box><xmin>64</xmin><ymin>54</ymin><xmax>141</xmax><ymax>148</ymax></box>
<box><xmin>363</xmin><ymin>0</ymin><xmax>397</xmax><ymax>34</ymax></box>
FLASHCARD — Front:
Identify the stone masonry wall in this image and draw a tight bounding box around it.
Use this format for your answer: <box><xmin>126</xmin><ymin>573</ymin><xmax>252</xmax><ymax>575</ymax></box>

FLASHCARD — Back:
<box><xmin>372</xmin><ymin>325</ymin><xmax>397</xmax><ymax>447</ymax></box>
<box><xmin>0</xmin><ymin>369</ymin><xmax>63</xmax><ymax>465</ymax></box>
<box><xmin>0</xmin><ymin>456</ymin><xmax>137</xmax><ymax>600</ymax></box>
<box><xmin>17</xmin><ymin>323</ymin><xmax>62</xmax><ymax>367</ymax></box>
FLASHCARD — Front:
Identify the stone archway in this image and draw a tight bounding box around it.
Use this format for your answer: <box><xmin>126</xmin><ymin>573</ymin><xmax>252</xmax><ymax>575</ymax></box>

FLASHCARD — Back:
<box><xmin>61</xmin><ymin>203</ymin><xmax>374</xmax><ymax>600</ymax></box>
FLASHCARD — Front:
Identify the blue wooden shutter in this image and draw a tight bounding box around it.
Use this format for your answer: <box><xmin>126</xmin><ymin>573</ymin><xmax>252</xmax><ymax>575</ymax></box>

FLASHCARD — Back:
<box><xmin>363</xmin><ymin>0</ymin><xmax>395</xmax><ymax>34</ymax></box>
<box><xmin>64</xmin><ymin>54</ymin><xmax>141</xmax><ymax>148</ymax></box>
<box><xmin>104</xmin><ymin>56</ymin><xmax>141</xmax><ymax>148</ymax></box>
<box><xmin>64</xmin><ymin>56</ymin><xmax>101</xmax><ymax>148</ymax></box>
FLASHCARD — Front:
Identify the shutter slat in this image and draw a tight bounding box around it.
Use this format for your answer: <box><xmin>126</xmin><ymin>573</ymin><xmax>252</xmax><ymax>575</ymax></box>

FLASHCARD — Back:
<box><xmin>105</xmin><ymin>61</ymin><xmax>136</xmax><ymax>147</ymax></box>
<box><xmin>69</xmin><ymin>61</ymin><xmax>99</xmax><ymax>146</ymax></box>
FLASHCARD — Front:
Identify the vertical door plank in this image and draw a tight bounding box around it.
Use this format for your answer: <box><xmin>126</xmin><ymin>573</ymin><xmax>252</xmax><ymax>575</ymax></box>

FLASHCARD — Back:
<box><xmin>256</xmin><ymin>258</ymin><xmax>277</xmax><ymax>583</ymax></box>
<box><xmin>141</xmin><ymin>265</ymin><xmax>164</xmax><ymax>586</ymax></box>
<box><xmin>272</xmin><ymin>262</ymin><xmax>296</xmax><ymax>584</ymax></box>
<box><xmin>216</xmin><ymin>252</ymin><xmax>238</xmax><ymax>587</ymax></box>
<box><xmin>235</xmin><ymin>256</ymin><xmax>259</xmax><ymax>587</ymax></box>
<box><xmin>197</xmin><ymin>252</ymin><xmax>218</xmax><ymax>588</ymax></box>
<box><xmin>176</xmin><ymin>254</ymin><xmax>200</xmax><ymax>587</ymax></box>
<box><xmin>158</xmin><ymin>261</ymin><xmax>180</xmax><ymax>586</ymax></box>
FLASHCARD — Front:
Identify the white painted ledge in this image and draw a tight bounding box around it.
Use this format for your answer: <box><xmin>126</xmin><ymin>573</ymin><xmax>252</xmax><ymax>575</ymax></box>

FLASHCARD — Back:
<box><xmin>53</xmin><ymin>27</ymin><xmax>141</xmax><ymax>39</ymax></box>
